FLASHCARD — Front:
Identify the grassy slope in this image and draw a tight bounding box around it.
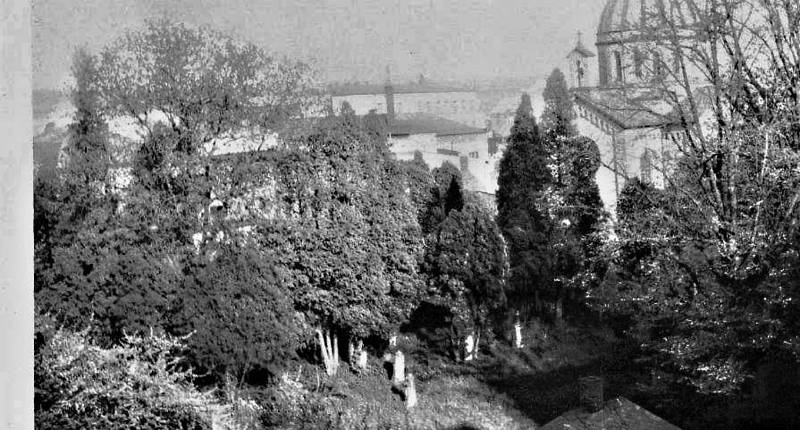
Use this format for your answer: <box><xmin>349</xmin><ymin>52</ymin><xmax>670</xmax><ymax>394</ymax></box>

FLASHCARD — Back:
<box><xmin>259</xmin><ymin>321</ymin><xmax>622</xmax><ymax>429</ymax></box>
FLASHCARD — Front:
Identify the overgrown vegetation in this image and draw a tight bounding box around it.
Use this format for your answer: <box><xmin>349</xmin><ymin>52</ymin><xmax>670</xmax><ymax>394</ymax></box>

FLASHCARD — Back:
<box><xmin>33</xmin><ymin>4</ymin><xmax>800</xmax><ymax>428</ymax></box>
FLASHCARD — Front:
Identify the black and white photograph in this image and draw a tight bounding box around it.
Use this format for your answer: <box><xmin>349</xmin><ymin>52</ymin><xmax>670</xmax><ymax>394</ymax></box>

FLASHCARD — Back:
<box><xmin>13</xmin><ymin>0</ymin><xmax>800</xmax><ymax>428</ymax></box>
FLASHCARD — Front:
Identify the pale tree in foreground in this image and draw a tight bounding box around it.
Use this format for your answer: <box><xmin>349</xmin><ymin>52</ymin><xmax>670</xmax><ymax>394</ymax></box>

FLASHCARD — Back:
<box><xmin>595</xmin><ymin>0</ymin><xmax>800</xmax><ymax>393</ymax></box>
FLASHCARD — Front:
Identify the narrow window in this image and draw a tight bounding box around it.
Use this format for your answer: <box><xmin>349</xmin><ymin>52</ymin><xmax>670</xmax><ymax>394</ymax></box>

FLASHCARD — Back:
<box><xmin>614</xmin><ymin>51</ymin><xmax>623</xmax><ymax>82</ymax></box>
<box><xmin>641</xmin><ymin>149</ymin><xmax>653</xmax><ymax>184</ymax></box>
<box><xmin>672</xmin><ymin>50</ymin><xmax>681</xmax><ymax>75</ymax></box>
<box><xmin>634</xmin><ymin>49</ymin><xmax>643</xmax><ymax>79</ymax></box>
<box><xmin>653</xmin><ymin>51</ymin><xmax>663</xmax><ymax>79</ymax></box>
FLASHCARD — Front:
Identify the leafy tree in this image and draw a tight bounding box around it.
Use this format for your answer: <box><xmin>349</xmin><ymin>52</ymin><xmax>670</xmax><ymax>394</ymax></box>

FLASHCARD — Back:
<box><xmin>443</xmin><ymin>176</ymin><xmax>465</xmax><ymax>217</ymax></box>
<box><xmin>35</xmin><ymin>21</ymin><xmax>314</xmax><ymax>384</ymax></box>
<box><xmin>363</xmin><ymin>108</ymin><xmax>389</xmax><ymax>150</ymax></box>
<box><xmin>35</xmin><ymin>47</ymin><xmax>113</xmax><ymax>274</ymax></box>
<box><xmin>172</xmin><ymin>246</ymin><xmax>300</xmax><ymax>381</ymax></box>
<box><xmin>540</xmin><ymin>68</ymin><xmax>577</xmax><ymax>141</ymax></box>
<box><xmin>398</xmin><ymin>151</ymin><xmax>438</xmax><ymax>231</ymax></box>
<box><xmin>593</xmin><ymin>0</ymin><xmax>800</xmax><ymax>393</ymax></box>
<box><xmin>65</xmin><ymin>47</ymin><xmax>109</xmax><ymax>185</ymax></box>
<box><xmin>257</xmin><ymin>110</ymin><xmax>426</xmax><ymax>373</ymax></box>
<box><xmin>97</xmin><ymin>18</ymin><xmax>315</xmax><ymax>151</ymax></box>
<box><xmin>423</xmin><ymin>194</ymin><xmax>508</xmax><ymax>359</ymax></box>
<box><xmin>496</xmin><ymin>93</ymin><xmax>553</xmax><ymax>312</ymax></box>
<box><xmin>548</xmin><ymin>136</ymin><xmax>606</xmax><ymax>320</ymax></box>
<box><xmin>535</xmin><ymin>69</ymin><xmax>607</xmax><ymax>322</ymax></box>
<box><xmin>417</xmin><ymin>161</ymin><xmax>464</xmax><ymax>230</ymax></box>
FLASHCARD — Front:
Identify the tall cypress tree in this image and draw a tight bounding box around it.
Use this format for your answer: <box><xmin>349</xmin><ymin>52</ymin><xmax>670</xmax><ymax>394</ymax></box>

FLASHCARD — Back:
<box><xmin>541</xmin><ymin>68</ymin><xmax>577</xmax><ymax>141</ymax></box>
<box><xmin>66</xmin><ymin>47</ymin><xmax>109</xmax><ymax>185</ymax></box>
<box><xmin>444</xmin><ymin>176</ymin><xmax>464</xmax><ymax>216</ymax></box>
<box><xmin>496</xmin><ymin>93</ymin><xmax>554</xmax><ymax>309</ymax></box>
<box><xmin>540</xmin><ymin>69</ymin><xmax>605</xmax><ymax>322</ymax></box>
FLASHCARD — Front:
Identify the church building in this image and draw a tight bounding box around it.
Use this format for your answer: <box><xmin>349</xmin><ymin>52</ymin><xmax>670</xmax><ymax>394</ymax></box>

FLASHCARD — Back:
<box><xmin>565</xmin><ymin>0</ymin><xmax>706</xmax><ymax>214</ymax></box>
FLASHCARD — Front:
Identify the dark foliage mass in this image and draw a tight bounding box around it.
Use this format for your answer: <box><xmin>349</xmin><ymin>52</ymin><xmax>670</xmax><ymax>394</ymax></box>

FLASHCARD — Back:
<box><xmin>496</xmin><ymin>85</ymin><xmax>604</xmax><ymax>321</ymax></box>
<box><xmin>587</xmin><ymin>0</ymin><xmax>800</xmax><ymax>396</ymax></box>
<box><xmin>33</xmin><ymin>5</ymin><xmax>800</xmax><ymax>428</ymax></box>
<box><xmin>496</xmin><ymin>93</ymin><xmax>553</xmax><ymax>306</ymax></box>
<box><xmin>173</xmin><ymin>247</ymin><xmax>300</xmax><ymax>381</ymax></box>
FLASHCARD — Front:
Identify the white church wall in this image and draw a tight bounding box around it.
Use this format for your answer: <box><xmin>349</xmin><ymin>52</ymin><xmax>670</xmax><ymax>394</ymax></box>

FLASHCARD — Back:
<box><xmin>574</xmin><ymin>114</ymin><xmax>620</xmax><ymax>213</ymax></box>
<box><xmin>620</xmin><ymin>127</ymin><xmax>661</xmax><ymax>176</ymax></box>
<box><xmin>576</xmin><ymin>109</ymin><xmax>671</xmax><ymax>214</ymax></box>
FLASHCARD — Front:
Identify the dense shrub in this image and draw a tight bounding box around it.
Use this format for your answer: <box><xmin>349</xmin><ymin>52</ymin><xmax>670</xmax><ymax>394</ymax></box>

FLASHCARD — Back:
<box><xmin>35</xmin><ymin>205</ymin><xmax>184</xmax><ymax>345</ymax></box>
<box><xmin>172</xmin><ymin>246</ymin><xmax>302</xmax><ymax>383</ymax></box>
<box><xmin>35</xmin><ymin>322</ymin><xmax>215</xmax><ymax>430</ymax></box>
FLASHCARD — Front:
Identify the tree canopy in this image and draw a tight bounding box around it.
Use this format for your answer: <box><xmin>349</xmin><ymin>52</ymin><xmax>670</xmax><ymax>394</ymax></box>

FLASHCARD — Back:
<box><xmin>496</xmin><ymin>93</ymin><xmax>554</xmax><ymax>307</ymax></box>
<box><xmin>96</xmin><ymin>18</ymin><xmax>316</xmax><ymax>150</ymax></box>
<box><xmin>593</xmin><ymin>0</ymin><xmax>800</xmax><ymax>394</ymax></box>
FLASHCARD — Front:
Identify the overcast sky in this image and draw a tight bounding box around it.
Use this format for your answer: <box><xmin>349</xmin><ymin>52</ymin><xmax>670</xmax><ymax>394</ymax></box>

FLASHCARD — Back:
<box><xmin>33</xmin><ymin>0</ymin><xmax>607</xmax><ymax>90</ymax></box>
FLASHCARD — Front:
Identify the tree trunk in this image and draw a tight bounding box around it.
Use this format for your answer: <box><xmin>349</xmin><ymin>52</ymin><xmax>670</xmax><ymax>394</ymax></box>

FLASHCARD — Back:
<box><xmin>555</xmin><ymin>296</ymin><xmax>564</xmax><ymax>325</ymax></box>
<box><xmin>316</xmin><ymin>329</ymin><xmax>339</xmax><ymax>376</ymax></box>
<box><xmin>348</xmin><ymin>340</ymin><xmax>354</xmax><ymax>364</ymax></box>
<box><xmin>332</xmin><ymin>333</ymin><xmax>339</xmax><ymax>373</ymax></box>
<box><xmin>356</xmin><ymin>341</ymin><xmax>368</xmax><ymax>370</ymax></box>
<box><xmin>514</xmin><ymin>311</ymin><xmax>524</xmax><ymax>349</ymax></box>
<box><xmin>449</xmin><ymin>326</ymin><xmax>460</xmax><ymax>361</ymax></box>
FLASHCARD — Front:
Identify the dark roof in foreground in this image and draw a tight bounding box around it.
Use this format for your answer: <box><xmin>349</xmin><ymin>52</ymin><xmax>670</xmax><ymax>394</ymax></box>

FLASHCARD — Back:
<box><xmin>572</xmin><ymin>87</ymin><xmax>684</xmax><ymax>130</ymax></box>
<box><xmin>540</xmin><ymin>397</ymin><xmax>682</xmax><ymax>430</ymax></box>
<box><xmin>388</xmin><ymin>113</ymin><xmax>487</xmax><ymax>137</ymax></box>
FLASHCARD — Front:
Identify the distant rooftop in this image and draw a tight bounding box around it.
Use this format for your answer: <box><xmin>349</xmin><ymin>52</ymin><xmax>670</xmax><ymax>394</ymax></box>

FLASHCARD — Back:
<box><xmin>329</xmin><ymin>78</ymin><xmax>474</xmax><ymax>96</ymax></box>
<box><xmin>541</xmin><ymin>397</ymin><xmax>682</xmax><ymax>430</ymax></box>
<box><xmin>388</xmin><ymin>112</ymin><xmax>486</xmax><ymax>136</ymax></box>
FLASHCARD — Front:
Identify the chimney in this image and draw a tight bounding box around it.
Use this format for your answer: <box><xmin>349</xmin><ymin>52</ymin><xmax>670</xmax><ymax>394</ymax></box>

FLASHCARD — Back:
<box><xmin>385</xmin><ymin>66</ymin><xmax>395</xmax><ymax>125</ymax></box>
<box><xmin>579</xmin><ymin>376</ymin><xmax>604</xmax><ymax>413</ymax></box>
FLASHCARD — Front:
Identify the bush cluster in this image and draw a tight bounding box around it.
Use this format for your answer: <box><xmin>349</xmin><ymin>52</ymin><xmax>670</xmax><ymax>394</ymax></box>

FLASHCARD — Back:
<box><xmin>35</xmin><ymin>319</ymin><xmax>216</xmax><ymax>430</ymax></box>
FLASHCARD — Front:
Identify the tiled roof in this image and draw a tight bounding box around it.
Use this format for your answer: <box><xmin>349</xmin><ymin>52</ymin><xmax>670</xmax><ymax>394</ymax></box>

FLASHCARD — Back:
<box><xmin>569</xmin><ymin>40</ymin><xmax>596</xmax><ymax>58</ymax></box>
<box><xmin>572</xmin><ymin>87</ymin><xmax>683</xmax><ymax>130</ymax></box>
<box><xmin>541</xmin><ymin>397</ymin><xmax>682</xmax><ymax>430</ymax></box>
<box><xmin>388</xmin><ymin>113</ymin><xmax>487</xmax><ymax>136</ymax></box>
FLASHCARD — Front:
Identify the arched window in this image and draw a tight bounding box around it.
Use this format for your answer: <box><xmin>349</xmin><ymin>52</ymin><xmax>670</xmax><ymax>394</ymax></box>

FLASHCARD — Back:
<box><xmin>672</xmin><ymin>50</ymin><xmax>681</xmax><ymax>74</ymax></box>
<box><xmin>614</xmin><ymin>51</ymin><xmax>623</xmax><ymax>82</ymax></box>
<box><xmin>641</xmin><ymin>149</ymin><xmax>653</xmax><ymax>184</ymax></box>
<box><xmin>652</xmin><ymin>51</ymin><xmax>663</xmax><ymax>79</ymax></box>
<box><xmin>633</xmin><ymin>48</ymin><xmax>644</xmax><ymax>79</ymax></box>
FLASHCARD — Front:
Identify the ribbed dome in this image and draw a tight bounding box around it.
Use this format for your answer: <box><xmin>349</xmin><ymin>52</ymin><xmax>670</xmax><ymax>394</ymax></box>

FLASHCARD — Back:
<box><xmin>597</xmin><ymin>0</ymin><xmax>700</xmax><ymax>44</ymax></box>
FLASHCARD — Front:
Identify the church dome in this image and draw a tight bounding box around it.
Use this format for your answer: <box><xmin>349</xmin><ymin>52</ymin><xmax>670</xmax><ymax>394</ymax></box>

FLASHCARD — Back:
<box><xmin>597</xmin><ymin>0</ymin><xmax>700</xmax><ymax>45</ymax></box>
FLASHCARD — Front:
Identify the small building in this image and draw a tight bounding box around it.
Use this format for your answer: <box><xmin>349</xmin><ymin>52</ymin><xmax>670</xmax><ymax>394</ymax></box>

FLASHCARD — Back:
<box><xmin>387</xmin><ymin>112</ymin><xmax>499</xmax><ymax>194</ymax></box>
<box><xmin>540</xmin><ymin>397</ymin><xmax>682</xmax><ymax>430</ymax></box>
<box><xmin>328</xmin><ymin>75</ymin><xmax>485</xmax><ymax>128</ymax></box>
